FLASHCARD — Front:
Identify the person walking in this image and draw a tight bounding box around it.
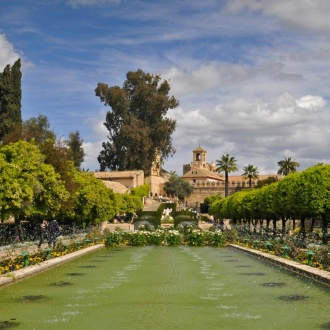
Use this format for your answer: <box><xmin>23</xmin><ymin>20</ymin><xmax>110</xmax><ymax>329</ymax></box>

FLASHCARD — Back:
<box><xmin>48</xmin><ymin>219</ymin><xmax>60</xmax><ymax>248</ymax></box>
<box><xmin>38</xmin><ymin>220</ymin><xmax>49</xmax><ymax>248</ymax></box>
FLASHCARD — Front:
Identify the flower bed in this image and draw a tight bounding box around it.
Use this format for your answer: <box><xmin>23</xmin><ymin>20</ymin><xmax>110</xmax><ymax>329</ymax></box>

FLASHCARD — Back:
<box><xmin>104</xmin><ymin>226</ymin><xmax>225</xmax><ymax>248</ymax></box>
<box><xmin>0</xmin><ymin>237</ymin><xmax>104</xmax><ymax>276</ymax></box>
<box><xmin>226</xmin><ymin>229</ymin><xmax>330</xmax><ymax>272</ymax></box>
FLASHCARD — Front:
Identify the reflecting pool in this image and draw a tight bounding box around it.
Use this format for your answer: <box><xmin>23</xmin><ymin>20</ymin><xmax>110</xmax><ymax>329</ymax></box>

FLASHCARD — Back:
<box><xmin>0</xmin><ymin>246</ymin><xmax>329</xmax><ymax>329</ymax></box>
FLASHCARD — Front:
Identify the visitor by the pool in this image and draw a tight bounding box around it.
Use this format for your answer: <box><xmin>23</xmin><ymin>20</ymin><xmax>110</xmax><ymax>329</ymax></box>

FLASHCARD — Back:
<box><xmin>48</xmin><ymin>219</ymin><xmax>60</xmax><ymax>248</ymax></box>
<box><xmin>38</xmin><ymin>219</ymin><xmax>49</xmax><ymax>248</ymax></box>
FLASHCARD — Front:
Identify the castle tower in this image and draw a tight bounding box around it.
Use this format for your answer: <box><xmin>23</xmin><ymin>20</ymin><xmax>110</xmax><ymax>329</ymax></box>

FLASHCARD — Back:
<box><xmin>192</xmin><ymin>145</ymin><xmax>207</xmax><ymax>169</ymax></box>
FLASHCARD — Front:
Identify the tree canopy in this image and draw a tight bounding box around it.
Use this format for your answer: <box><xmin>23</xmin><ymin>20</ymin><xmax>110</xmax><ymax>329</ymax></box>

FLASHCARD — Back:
<box><xmin>241</xmin><ymin>164</ymin><xmax>259</xmax><ymax>188</ymax></box>
<box><xmin>0</xmin><ymin>59</ymin><xmax>22</xmax><ymax>141</ymax></box>
<box><xmin>277</xmin><ymin>157</ymin><xmax>300</xmax><ymax>176</ymax></box>
<box><xmin>95</xmin><ymin>69</ymin><xmax>178</xmax><ymax>175</ymax></box>
<box><xmin>163</xmin><ymin>174</ymin><xmax>193</xmax><ymax>202</ymax></box>
<box><xmin>216</xmin><ymin>154</ymin><xmax>238</xmax><ymax>197</ymax></box>
<box><xmin>0</xmin><ymin>141</ymin><xmax>69</xmax><ymax>223</ymax></box>
<box><xmin>65</xmin><ymin>130</ymin><xmax>85</xmax><ymax>169</ymax></box>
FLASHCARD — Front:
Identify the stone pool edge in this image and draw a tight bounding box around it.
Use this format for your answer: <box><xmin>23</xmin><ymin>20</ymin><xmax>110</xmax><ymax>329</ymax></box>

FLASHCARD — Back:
<box><xmin>229</xmin><ymin>244</ymin><xmax>330</xmax><ymax>287</ymax></box>
<box><xmin>0</xmin><ymin>244</ymin><xmax>104</xmax><ymax>288</ymax></box>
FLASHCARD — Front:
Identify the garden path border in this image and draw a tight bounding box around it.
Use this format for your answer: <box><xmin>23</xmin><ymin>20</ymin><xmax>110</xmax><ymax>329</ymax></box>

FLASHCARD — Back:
<box><xmin>1</xmin><ymin>243</ymin><xmax>329</xmax><ymax>288</ymax></box>
<box><xmin>0</xmin><ymin>244</ymin><xmax>104</xmax><ymax>288</ymax></box>
<box><xmin>229</xmin><ymin>244</ymin><xmax>330</xmax><ymax>287</ymax></box>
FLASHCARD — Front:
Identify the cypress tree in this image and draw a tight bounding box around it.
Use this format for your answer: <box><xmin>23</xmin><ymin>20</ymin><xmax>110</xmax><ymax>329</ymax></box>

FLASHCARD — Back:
<box><xmin>0</xmin><ymin>58</ymin><xmax>22</xmax><ymax>141</ymax></box>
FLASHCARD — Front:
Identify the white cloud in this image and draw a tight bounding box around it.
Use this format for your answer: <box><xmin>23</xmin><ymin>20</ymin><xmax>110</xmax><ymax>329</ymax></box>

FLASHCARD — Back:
<box><xmin>0</xmin><ymin>34</ymin><xmax>20</xmax><ymax>70</ymax></box>
<box><xmin>82</xmin><ymin>141</ymin><xmax>102</xmax><ymax>171</ymax></box>
<box><xmin>225</xmin><ymin>0</ymin><xmax>330</xmax><ymax>33</ymax></box>
<box><xmin>164</xmin><ymin>91</ymin><xmax>330</xmax><ymax>175</ymax></box>
<box><xmin>295</xmin><ymin>95</ymin><xmax>326</xmax><ymax>110</ymax></box>
<box><xmin>67</xmin><ymin>0</ymin><xmax>120</xmax><ymax>7</ymax></box>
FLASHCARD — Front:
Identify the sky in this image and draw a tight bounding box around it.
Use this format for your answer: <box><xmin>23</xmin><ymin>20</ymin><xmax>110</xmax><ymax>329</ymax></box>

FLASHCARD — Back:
<box><xmin>1</xmin><ymin>0</ymin><xmax>330</xmax><ymax>176</ymax></box>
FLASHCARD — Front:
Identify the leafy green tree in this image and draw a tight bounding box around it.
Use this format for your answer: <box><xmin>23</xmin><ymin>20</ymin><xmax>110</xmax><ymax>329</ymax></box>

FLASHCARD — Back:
<box><xmin>255</xmin><ymin>176</ymin><xmax>278</xmax><ymax>188</ymax></box>
<box><xmin>2</xmin><ymin>114</ymin><xmax>56</xmax><ymax>146</ymax></box>
<box><xmin>294</xmin><ymin>164</ymin><xmax>330</xmax><ymax>244</ymax></box>
<box><xmin>65</xmin><ymin>130</ymin><xmax>85</xmax><ymax>169</ymax></box>
<box><xmin>115</xmin><ymin>193</ymin><xmax>143</xmax><ymax>221</ymax></box>
<box><xmin>131</xmin><ymin>184</ymin><xmax>150</xmax><ymax>198</ymax></box>
<box><xmin>216</xmin><ymin>154</ymin><xmax>238</xmax><ymax>197</ymax></box>
<box><xmin>95</xmin><ymin>69</ymin><xmax>178</xmax><ymax>175</ymax></box>
<box><xmin>202</xmin><ymin>194</ymin><xmax>222</xmax><ymax>214</ymax></box>
<box><xmin>277</xmin><ymin>157</ymin><xmax>300</xmax><ymax>176</ymax></box>
<box><xmin>273</xmin><ymin>172</ymin><xmax>301</xmax><ymax>235</ymax></box>
<box><xmin>70</xmin><ymin>170</ymin><xmax>117</xmax><ymax>226</ymax></box>
<box><xmin>241</xmin><ymin>189</ymin><xmax>259</xmax><ymax>230</ymax></box>
<box><xmin>0</xmin><ymin>59</ymin><xmax>22</xmax><ymax>141</ymax></box>
<box><xmin>226</xmin><ymin>191</ymin><xmax>246</xmax><ymax>226</ymax></box>
<box><xmin>0</xmin><ymin>141</ymin><xmax>69</xmax><ymax>229</ymax></box>
<box><xmin>258</xmin><ymin>183</ymin><xmax>279</xmax><ymax>235</ymax></box>
<box><xmin>164</xmin><ymin>174</ymin><xmax>193</xmax><ymax>202</ymax></box>
<box><xmin>241</xmin><ymin>164</ymin><xmax>259</xmax><ymax>188</ymax></box>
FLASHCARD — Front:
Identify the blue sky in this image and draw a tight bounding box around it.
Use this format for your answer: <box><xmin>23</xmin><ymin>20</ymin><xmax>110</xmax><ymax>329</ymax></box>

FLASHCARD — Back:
<box><xmin>1</xmin><ymin>0</ymin><xmax>330</xmax><ymax>175</ymax></box>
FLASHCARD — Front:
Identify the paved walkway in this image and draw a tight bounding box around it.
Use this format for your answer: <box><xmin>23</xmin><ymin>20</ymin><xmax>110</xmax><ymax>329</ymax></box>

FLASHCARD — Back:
<box><xmin>142</xmin><ymin>199</ymin><xmax>161</xmax><ymax>211</ymax></box>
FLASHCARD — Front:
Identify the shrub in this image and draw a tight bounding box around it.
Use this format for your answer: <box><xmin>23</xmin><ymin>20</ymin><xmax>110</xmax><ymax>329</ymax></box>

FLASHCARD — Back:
<box><xmin>104</xmin><ymin>232</ymin><xmax>122</xmax><ymax>247</ymax></box>
<box><xmin>166</xmin><ymin>230</ymin><xmax>182</xmax><ymax>246</ymax></box>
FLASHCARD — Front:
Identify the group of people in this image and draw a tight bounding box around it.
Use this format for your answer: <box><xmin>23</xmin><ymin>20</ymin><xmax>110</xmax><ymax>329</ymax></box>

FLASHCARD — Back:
<box><xmin>38</xmin><ymin>219</ymin><xmax>60</xmax><ymax>248</ymax></box>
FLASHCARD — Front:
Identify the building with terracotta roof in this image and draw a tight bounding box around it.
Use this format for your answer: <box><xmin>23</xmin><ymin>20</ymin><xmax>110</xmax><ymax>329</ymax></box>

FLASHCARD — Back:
<box><xmin>94</xmin><ymin>170</ymin><xmax>144</xmax><ymax>191</ymax></box>
<box><xmin>182</xmin><ymin>146</ymin><xmax>281</xmax><ymax>208</ymax></box>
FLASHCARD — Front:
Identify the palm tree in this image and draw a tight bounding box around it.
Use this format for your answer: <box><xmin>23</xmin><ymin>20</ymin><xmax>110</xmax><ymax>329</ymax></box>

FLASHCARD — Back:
<box><xmin>277</xmin><ymin>157</ymin><xmax>300</xmax><ymax>176</ymax></box>
<box><xmin>241</xmin><ymin>164</ymin><xmax>259</xmax><ymax>188</ymax></box>
<box><xmin>216</xmin><ymin>154</ymin><xmax>238</xmax><ymax>197</ymax></box>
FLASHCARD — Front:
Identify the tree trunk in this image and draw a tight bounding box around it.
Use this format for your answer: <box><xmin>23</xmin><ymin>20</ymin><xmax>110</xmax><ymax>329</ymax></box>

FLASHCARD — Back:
<box><xmin>15</xmin><ymin>216</ymin><xmax>23</xmax><ymax>242</ymax></box>
<box><xmin>300</xmin><ymin>216</ymin><xmax>306</xmax><ymax>240</ymax></box>
<box><xmin>225</xmin><ymin>172</ymin><xmax>229</xmax><ymax>197</ymax></box>
<box><xmin>259</xmin><ymin>218</ymin><xmax>264</xmax><ymax>234</ymax></box>
<box><xmin>310</xmin><ymin>218</ymin><xmax>315</xmax><ymax>232</ymax></box>
<box><xmin>321</xmin><ymin>213</ymin><xmax>328</xmax><ymax>245</ymax></box>
<box><xmin>272</xmin><ymin>218</ymin><xmax>277</xmax><ymax>237</ymax></box>
<box><xmin>281</xmin><ymin>216</ymin><xmax>286</xmax><ymax>239</ymax></box>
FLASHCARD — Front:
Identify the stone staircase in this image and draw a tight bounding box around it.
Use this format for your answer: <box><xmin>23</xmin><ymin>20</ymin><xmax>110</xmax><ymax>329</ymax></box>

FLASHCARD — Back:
<box><xmin>143</xmin><ymin>198</ymin><xmax>162</xmax><ymax>211</ymax></box>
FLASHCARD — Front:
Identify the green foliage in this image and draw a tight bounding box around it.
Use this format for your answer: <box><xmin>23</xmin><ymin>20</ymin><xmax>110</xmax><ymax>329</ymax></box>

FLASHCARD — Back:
<box><xmin>65</xmin><ymin>131</ymin><xmax>85</xmax><ymax>169</ymax></box>
<box><xmin>125</xmin><ymin>231</ymin><xmax>148</xmax><ymax>246</ymax></box>
<box><xmin>273</xmin><ymin>172</ymin><xmax>300</xmax><ymax>219</ymax></box>
<box><xmin>104</xmin><ymin>231</ymin><xmax>122</xmax><ymax>247</ymax></box>
<box><xmin>96</xmin><ymin>69</ymin><xmax>178</xmax><ymax>175</ymax></box>
<box><xmin>277</xmin><ymin>157</ymin><xmax>300</xmax><ymax>176</ymax></box>
<box><xmin>185</xmin><ymin>228</ymin><xmax>205</xmax><ymax>246</ymax></box>
<box><xmin>165</xmin><ymin>230</ymin><xmax>182</xmax><ymax>246</ymax></box>
<box><xmin>70</xmin><ymin>169</ymin><xmax>117</xmax><ymax>225</ymax></box>
<box><xmin>0</xmin><ymin>59</ymin><xmax>22</xmax><ymax>141</ymax></box>
<box><xmin>131</xmin><ymin>184</ymin><xmax>150</xmax><ymax>198</ymax></box>
<box><xmin>255</xmin><ymin>176</ymin><xmax>278</xmax><ymax>188</ymax></box>
<box><xmin>241</xmin><ymin>164</ymin><xmax>259</xmax><ymax>187</ymax></box>
<box><xmin>216</xmin><ymin>154</ymin><xmax>238</xmax><ymax>197</ymax></box>
<box><xmin>146</xmin><ymin>229</ymin><xmax>166</xmax><ymax>246</ymax></box>
<box><xmin>203</xmin><ymin>194</ymin><xmax>222</xmax><ymax>214</ymax></box>
<box><xmin>163</xmin><ymin>174</ymin><xmax>193</xmax><ymax>201</ymax></box>
<box><xmin>0</xmin><ymin>141</ymin><xmax>69</xmax><ymax>221</ymax></box>
<box><xmin>207</xmin><ymin>230</ymin><xmax>225</xmax><ymax>247</ymax></box>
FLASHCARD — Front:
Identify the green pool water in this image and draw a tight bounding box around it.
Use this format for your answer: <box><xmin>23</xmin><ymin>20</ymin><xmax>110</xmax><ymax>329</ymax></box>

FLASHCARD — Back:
<box><xmin>0</xmin><ymin>246</ymin><xmax>329</xmax><ymax>330</ymax></box>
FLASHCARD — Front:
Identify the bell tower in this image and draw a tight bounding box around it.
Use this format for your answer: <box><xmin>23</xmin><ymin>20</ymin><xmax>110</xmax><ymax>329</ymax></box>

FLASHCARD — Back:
<box><xmin>192</xmin><ymin>145</ymin><xmax>207</xmax><ymax>169</ymax></box>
